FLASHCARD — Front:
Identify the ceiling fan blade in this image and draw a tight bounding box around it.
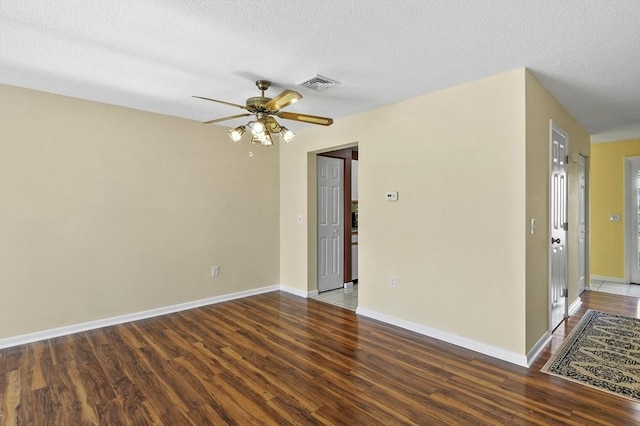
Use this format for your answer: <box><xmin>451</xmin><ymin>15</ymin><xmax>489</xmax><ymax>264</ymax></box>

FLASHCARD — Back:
<box><xmin>192</xmin><ymin>95</ymin><xmax>247</xmax><ymax>110</ymax></box>
<box><xmin>277</xmin><ymin>111</ymin><xmax>333</xmax><ymax>126</ymax></box>
<box><xmin>203</xmin><ymin>113</ymin><xmax>252</xmax><ymax>124</ymax></box>
<box><xmin>264</xmin><ymin>90</ymin><xmax>302</xmax><ymax>112</ymax></box>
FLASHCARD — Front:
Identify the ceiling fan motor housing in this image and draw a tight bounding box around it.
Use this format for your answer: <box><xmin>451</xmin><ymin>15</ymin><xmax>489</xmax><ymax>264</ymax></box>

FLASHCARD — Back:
<box><xmin>246</xmin><ymin>97</ymin><xmax>272</xmax><ymax>113</ymax></box>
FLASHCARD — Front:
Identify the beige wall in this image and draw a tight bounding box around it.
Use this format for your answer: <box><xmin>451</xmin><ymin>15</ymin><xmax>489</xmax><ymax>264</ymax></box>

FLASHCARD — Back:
<box><xmin>2</xmin><ymin>68</ymin><xmax>591</xmax><ymax>359</ymax></box>
<box><xmin>281</xmin><ymin>69</ymin><xmax>528</xmax><ymax>355</ymax></box>
<box><xmin>0</xmin><ymin>84</ymin><xmax>280</xmax><ymax>339</ymax></box>
<box><xmin>524</xmin><ymin>73</ymin><xmax>590</xmax><ymax>351</ymax></box>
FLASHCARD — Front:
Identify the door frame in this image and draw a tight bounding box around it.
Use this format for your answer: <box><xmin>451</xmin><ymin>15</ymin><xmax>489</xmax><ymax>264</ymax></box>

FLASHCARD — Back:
<box><xmin>578</xmin><ymin>154</ymin><xmax>588</xmax><ymax>294</ymax></box>
<box><xmin>309</xmin><ymin>144</ymin><xmax>359</xmax><ymax>293</ymax></box>
<box><xmin>318</xmin><ymin>149</ymin><xmax>355</xmax><ymax>286</ymax></box>
<box><xmin>625</xmin><ymin>156</ymin><xmax>640</xmax><ymax>284</ymax></box>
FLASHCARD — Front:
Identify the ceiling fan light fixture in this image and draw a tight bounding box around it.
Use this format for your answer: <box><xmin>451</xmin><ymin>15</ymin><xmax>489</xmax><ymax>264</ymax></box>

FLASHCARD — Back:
<box><xmin>251</xmin><ymin>131</ymin><xmax>273</xmax><ymax>147</ymax></box>
<box><xmin>262</xmin><ymin>132</ymin><xmax>274</xmax><ymax>146</ymax></box>
<box><xmin>249</xmin><ymin>120</ymin><xmax>265</xmax><ymax>135</ymax></box>
<box><xmin>280</xmin><ymin>127</ymin><xmax>295</xmax><ymax>143</ymax></box>
<box><xmin>228</xmin><ymin>125</ymin><xmax>245</xmax><ymax>142</ymax></box>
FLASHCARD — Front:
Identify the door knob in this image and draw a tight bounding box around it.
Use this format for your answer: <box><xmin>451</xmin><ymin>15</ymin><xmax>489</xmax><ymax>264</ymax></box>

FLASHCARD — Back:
<box><xmin>551</xmin><ymin>237</ymin><xmax>561</xmax><ymax>244</ymax></box>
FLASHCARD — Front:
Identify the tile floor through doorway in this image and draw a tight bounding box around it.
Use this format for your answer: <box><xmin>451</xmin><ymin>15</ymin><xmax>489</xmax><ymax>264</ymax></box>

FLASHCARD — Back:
<box><xmin>590</xmin><ymin>280</ymin><xmax>640</xmax><ymax>297</ymax></box>
<box><xmin>311</xmin><ymin>284</ymin><xmax>358</xmax><ymax>310</ymax></box>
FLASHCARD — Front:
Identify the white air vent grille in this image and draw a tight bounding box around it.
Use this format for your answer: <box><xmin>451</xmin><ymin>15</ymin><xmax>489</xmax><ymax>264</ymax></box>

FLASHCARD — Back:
<box><xmin>298</xmin><ymin>74</ymin><xmax>340</xmax><ymax>91</ymax></box>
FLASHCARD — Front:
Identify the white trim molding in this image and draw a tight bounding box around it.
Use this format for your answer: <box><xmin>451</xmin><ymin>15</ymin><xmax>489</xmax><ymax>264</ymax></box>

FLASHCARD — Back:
<box><xmin>526</xmin><ymin>331</ymin><xmax>552</xmax><ymax>367</ymax></box>
<box><xmin>356</xmin><ymin>307</ymin><xmax>529</xmax><ymax>367</ymax></box>
<box><xmin>279</xmin><ymin>285</ymin><xmax>309</xmax><ymax>298</ymax></box>
<box><xmin>568</xmin><ymin>297</ymin><xmax>582</xmax><ymax>316</ymax></box>
<box><xmin>527</xmin><ymin>297</ymin><xmax>582</xmax><ymax>367</ymax></box>
<box><xmin>0</xmin><ymin>285</ymin><xmax>280</xmax><ymax>350</ymax></box>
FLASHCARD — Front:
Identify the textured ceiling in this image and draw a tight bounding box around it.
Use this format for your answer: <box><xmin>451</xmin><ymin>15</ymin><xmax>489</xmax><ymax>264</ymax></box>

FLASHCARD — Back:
<box><xmin>1</xmin><ymin>0</ymin><xmax>639</xmax><ymax>142</ymax></box>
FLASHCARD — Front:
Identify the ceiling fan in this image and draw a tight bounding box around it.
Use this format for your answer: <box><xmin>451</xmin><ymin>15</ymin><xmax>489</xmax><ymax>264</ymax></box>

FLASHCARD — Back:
<box><xmin>193</xmin><ymin>80</ymin><xmax>333</xmax><ymax>146</ymax></box>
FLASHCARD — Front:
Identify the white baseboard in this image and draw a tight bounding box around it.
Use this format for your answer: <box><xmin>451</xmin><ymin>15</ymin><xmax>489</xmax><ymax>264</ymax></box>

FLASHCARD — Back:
<box><xmin>568</xmin><ymin>297</ymin><xmax>582</xmax><ymax>316</ymax></box>
<box><xmin>525</xmin><ymin>297</ymin><xmax>582</xmax><ymax>367</ymax></box>
<box><xmin>279</xmin><ymin>285</ymin><xmax>320</xmax><ymax>299</ymax></box>
<box><xmin>590</xmin><ymin>275</ymin><xmax>626</xmax><ymax>284</ymax></box>
<box><xmin>526</xmin><ymin>331</ymin><xmax>552</xmax><ymax>367</ymax></box>
<box><xmin>355</xmin><ymin>307</ymin><xmax>528</xmax><ymax>367</ymax></box>
<box><xmin>279</xmin><ymin>285</ymin><xmax>309</xmax><ymax>298</ymax></box>
<box><xmin>0</xmin><ymin>284</ymin><xmax>279</xmax><ymax>350</ymax></box>
<box><xmin>343</xmin><ymin>282</ymin><xmax>353</xmax><ymax>289</ymax></box>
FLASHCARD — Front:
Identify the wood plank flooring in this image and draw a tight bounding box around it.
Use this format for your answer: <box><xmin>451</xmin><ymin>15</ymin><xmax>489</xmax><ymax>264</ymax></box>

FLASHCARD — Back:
<box><xmin>1</xmin><ymin>290</ymin><xmax>639</xmax><ymax>425</ymax></box>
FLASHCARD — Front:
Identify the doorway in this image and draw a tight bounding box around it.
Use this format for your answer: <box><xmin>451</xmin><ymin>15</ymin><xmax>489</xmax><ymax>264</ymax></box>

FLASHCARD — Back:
<box><xmin>578</xmin><ymin>154</ymin><xmax>587</xmax><ymax>294</ymax></box>
<box><xmin>550</xmin><ymin>122</ymin><xmax>568</xmax><ymax>330</ymax></box>
<box><xmin>625</xmin><ymin>157</ymin><xmax>640</xmax><ymax>284</ymax></box>
<box><xmin>313</xmin><ymin>146</ymin><xmax>359</xmax><ymax>309</ymax></box>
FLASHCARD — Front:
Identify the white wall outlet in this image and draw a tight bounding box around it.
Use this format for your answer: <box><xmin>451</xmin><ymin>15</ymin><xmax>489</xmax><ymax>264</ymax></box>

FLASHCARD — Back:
<box><xmin>211</xmin><ymin>265</ymin><xmax>219</xmax><ymax>277</ymax></box>
<box><xmin>386</xmin><ymin>191</ymin><xmax>398</xmax><ymax>201</ymax></box>
<box><xmin>389</xmin><ymin>276</ymin><xmax>397</xmax><ymax>288</ymax></box>
<box><xmin>610</xmin><ymin>213</ymin><xmax>620</xmax><ymax>222</ymax></box>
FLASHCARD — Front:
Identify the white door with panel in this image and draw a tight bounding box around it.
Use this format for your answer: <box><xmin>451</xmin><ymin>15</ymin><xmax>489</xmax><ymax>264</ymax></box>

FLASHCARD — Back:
<box><xmin>578</xmin><ymin>155</ymin><xmax>586</xmax><ymax>294</ymax></box>
<box><xmin>317</xmin><ymin>156</ymin><xmax>344</xmax><ymax>292</ymax></box>
<box><xmin>550</xmin><ymin>123</ymin><xmax>568</xmax><ymax>330</ymax></box>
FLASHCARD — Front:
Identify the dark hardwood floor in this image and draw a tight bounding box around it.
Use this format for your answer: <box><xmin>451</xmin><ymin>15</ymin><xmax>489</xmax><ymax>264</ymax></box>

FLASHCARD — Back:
<box><xmin>1</xmin><ymin>290</ymin><xmax>639</xmax><ymax>425</ymax></box>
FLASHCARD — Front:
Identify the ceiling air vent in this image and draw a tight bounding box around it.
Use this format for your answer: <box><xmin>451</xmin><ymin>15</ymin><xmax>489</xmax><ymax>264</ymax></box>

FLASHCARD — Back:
<box><xmin>298</xmin><ymin>74</ymin><xmax>340</xmax><ymax>91</ymax></box>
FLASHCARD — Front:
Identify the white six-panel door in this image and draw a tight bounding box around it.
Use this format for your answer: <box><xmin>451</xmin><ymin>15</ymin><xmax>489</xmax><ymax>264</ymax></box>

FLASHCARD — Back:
<box><xmin>550</xmin><ymin>123</ymin><xmax>568</xmax><ymax>330</ymax></box>
<box><xmin>317</xmin><ymin>156</ymin><xmax>344</xmax><ymax>292</ymax></box>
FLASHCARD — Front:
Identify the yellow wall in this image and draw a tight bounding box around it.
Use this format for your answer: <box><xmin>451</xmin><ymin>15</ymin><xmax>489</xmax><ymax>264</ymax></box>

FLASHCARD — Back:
<box><xmin>0</xmin><ymin>84</ymin><xmax>280</xmax><ymax>339</ymax></box>
<box><xmin>524</xmin><ymin>73</ymin><xmax>590</xmax><ymax>351</ymax></box>
<box><xmin>281</xmin><ymin>69</ymin><xmax>528</xmax><ymax>356</ymax></box>
<box><xmin>590</xmin><ymin>139</ymin><xmax>640</xmax><ymax>279</ymax></box>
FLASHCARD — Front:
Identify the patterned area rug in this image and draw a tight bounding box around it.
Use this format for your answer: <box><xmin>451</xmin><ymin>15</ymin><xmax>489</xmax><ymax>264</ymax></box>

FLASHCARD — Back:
<box><xmin>542</xmin><ymin>310</ymin><xmax>640</xmax><ymax>401</ymax></box>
